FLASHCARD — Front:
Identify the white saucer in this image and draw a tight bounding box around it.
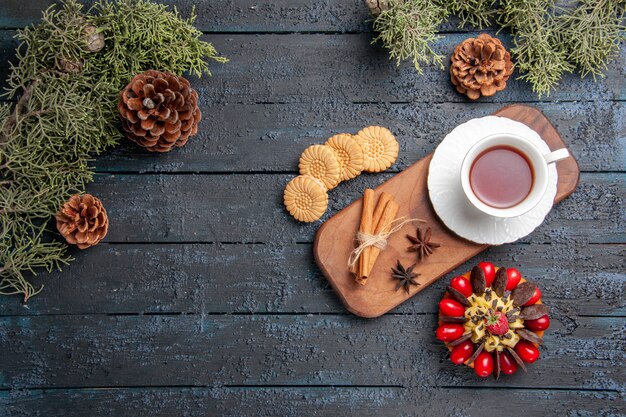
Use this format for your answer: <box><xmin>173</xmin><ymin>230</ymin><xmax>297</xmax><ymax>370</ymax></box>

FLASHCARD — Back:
<box><xmin>427</xmin><ymin>116</ymin><xmax>558</xmax><ymax>245</ymax></box>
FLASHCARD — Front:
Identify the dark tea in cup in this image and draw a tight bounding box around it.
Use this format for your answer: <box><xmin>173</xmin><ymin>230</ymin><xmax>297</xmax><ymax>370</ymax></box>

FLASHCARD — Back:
<box><xmin>460</xmin><ymin>132</ymin><xmax>570</xmax><ymax>219</ymax></box>
<box><xmin>469</xmin><ymin>146</ymin><xmax>534</xmax><ymax>209</ymax></box>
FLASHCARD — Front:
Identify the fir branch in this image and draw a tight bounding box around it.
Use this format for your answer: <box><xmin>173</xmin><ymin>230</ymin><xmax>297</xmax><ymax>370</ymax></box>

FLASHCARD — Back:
<box><xmin>89</xmin><ymin>0</ymin><xmax>228</xmax><ymax>86</ymax></box>
<box><xmin>498</xmin><ymin>0</ymin><xmax>575</xmax><ymax>97</ymax></box>
<box><xmin>557</xmin><ymin>0</ymin><xmax>625</xmax><ymax>79</ymax></box>
<box><xmin>372</xmin><ymin>0</ymin><xmax>448</xmax><ymax>74</ymax></box>
<box><xmin>442</xmin><ymin>0</ymin><xmax>497</xmax><ymax>29</ymax></box>
<box><xmin>1</xmin><ymin>0</ymin><xmax>226</xmax><ymax>301</ymax></box>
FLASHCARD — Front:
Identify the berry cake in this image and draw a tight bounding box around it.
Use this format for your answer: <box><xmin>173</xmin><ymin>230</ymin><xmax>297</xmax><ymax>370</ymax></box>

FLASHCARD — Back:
<box><xmin>436</xmin><ymin>262</ymin><xmax>550</xmax><ymax>378</ymax></box>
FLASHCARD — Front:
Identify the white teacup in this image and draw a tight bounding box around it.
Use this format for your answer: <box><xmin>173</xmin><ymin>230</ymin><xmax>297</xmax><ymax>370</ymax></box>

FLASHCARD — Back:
<box><xmin>460</xmin><ymin>133</ymin><xmax>570</xmax><ymax>218</ymax></box>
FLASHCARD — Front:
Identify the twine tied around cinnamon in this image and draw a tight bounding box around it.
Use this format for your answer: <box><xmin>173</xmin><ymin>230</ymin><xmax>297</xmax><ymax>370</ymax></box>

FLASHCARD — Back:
<box><xmin>348</xmin><ymin>217</ymin><xmax>425</xmax><ymax>272</ymax></box>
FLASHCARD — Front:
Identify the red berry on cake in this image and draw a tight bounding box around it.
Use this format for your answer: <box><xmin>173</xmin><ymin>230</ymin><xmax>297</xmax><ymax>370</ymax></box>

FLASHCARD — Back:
<box><xmin>450</xmin><ymin>275</ymin><xmax>473</xmax><ymax>297</ymax></box>
<box><xmin>450</xmin><ymin>341</ymin><xmax>474</xmax><ymax>365</ymax></box>
<box><xmin>505</xmin><ymin>268</ymin><xmax>522</xmax><ymax>290</ymax></box>
<box><xmin>436</xmin><ymin>324</ymin><xmax>465</xmax><ymax>342</ymax></box>
<box><xmin>485</xmin><ymin>311</ymin><xmax>508</xmax><ymax>336</ymax></box>
<box><xmin>439</xmin><ymin>299</ymin><xmax>466</xmax><ymax>316</ymax></box>
<box><xmin>514</xmin><ymin>340</ymin><xmax>540</xmax><ymax>363</ymax></box>
<box><xmin>525</xmin><ymin>315</ymin><xmax>550</xmax><ymax>331</ymax></box>
<box><xmin>478</xmin><ymin>261</ymin><xmax>496</xmax><ymax>286</ymax></box>
<box><xmin>499</xmin><ymin>351</ymin><xmax>518</xmax><ymax>375</ymax></box>
<box><xmin>474</xmin><ymin>352</ymin><xmax>494</xmax><ymax>377</ymax></box>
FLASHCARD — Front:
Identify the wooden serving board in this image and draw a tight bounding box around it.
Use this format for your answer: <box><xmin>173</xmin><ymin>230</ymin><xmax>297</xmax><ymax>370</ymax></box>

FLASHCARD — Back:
<box><xmin>313</xmin><ymin>105</ymin><xmax>580</xmax><ymax>318</ymax></box>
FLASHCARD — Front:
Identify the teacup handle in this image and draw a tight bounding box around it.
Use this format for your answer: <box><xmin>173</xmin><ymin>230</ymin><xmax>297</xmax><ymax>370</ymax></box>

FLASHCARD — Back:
<box><xmin>543</xmin><ymin>148</ymin><xmax>570</xmax><ymax>165</ymax></box>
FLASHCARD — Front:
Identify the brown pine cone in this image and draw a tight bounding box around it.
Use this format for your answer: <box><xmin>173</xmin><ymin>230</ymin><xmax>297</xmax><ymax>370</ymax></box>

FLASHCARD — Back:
<box><xmin>118</xmin><ymin>70</ymin><xmax>201</xmax><ymax>152</ymax></box>
<box><xmin>83</xmin><ymin>25</ymin><xmax>105</xmax><ymax>52</ymax></box>
<box><xmin>365</xmin><ymin>0</ymin><xmax>390</xmax><ymax>16</ymax></box>
<box><xmin>450</xmin><ymin>34</ymin><xmax>514</xmax><ymax>100</ymax></box>
<box><xmin>56</xmin><ymin>194</ymin><xmax>109</xmax><ymax>249</ymax></box>
<box><xmin>58</xmin><ymin>57</ymin><xmax>83</xmax><ymax>74</ymax></box>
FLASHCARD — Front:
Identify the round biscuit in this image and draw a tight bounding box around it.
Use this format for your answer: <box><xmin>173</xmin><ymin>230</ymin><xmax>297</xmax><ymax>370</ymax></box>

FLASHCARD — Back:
<box><xmin>284</xmin><ymin>175</ymin><xmax>328</xmax><ymax>222</ymax></box>
<box><xmin>325</xmin><ymin>134</ymin><xmax>364</xmax><ymax>181</ymax></box>
<box><xmin>298</xmin><ymin>144</ymin><xmax>341</xmax><ymax>190</ymax></box>
<box><xmin>354</xmin><ymin>126</ymin><xmax>399</xmax><ymax>173</ymax></box>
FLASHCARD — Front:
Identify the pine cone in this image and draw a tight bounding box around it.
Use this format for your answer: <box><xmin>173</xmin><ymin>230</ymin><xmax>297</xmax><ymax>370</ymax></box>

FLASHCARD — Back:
<box><xmin>450</xmin><ymin>34</ymin><xmax>514</xmax><ymax>100</ymax></box>
<box><xmin>56</xmin><ymin>194</ymin><xmax>108</xmax><ymax>249</ymax></box>
<box><xmin>83</xmin><ymin>25</ymin><xmax>105</xmax><ymax>52</ymax></box>
<box><xmin>366</xmin><ymin>0</ymin><xmax>390</xmax><ymax>16</ymax></box>
<box><xmin>118</xmin><ymin>70</ymin><xmax>201</xmax><ymax>152</ymax></box>
<box><xmin>58</xmin><ymin>57</ymin><xmax>83</xmax><ymax>74</ymax></box>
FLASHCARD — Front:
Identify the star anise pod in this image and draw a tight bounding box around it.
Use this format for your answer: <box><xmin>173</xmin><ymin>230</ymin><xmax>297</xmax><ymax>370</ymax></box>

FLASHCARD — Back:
<box><xmin>406</xmin><ymin>227</ymin><xmax>440</xmax><ymax>261</ymax></box>
<box><xmin>391</xmin><ymin>260</ymin><xmax>420</xmax><ymax>294</ymax></box>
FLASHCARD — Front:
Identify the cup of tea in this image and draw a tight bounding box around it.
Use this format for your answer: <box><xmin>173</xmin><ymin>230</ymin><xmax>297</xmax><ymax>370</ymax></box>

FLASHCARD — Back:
<box><xmin>460</xmin><ymin>133</ymin><xmax>570</xmax><ymax>218</ymax></box>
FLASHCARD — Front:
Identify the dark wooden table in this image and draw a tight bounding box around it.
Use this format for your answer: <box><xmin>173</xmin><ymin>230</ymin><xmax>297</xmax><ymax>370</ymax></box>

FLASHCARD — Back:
<box><xmin>1</xmin><ymin>1</ymin><xmax>624</xmax><ymax>416</ymax></box>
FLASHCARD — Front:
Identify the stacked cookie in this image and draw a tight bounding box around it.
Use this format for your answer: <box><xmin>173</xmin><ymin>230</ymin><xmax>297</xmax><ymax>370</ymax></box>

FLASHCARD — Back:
<box><xmin>284</xmin><ymin>126</ymin><xmax>399</xmax><ymax>222</ymax></box>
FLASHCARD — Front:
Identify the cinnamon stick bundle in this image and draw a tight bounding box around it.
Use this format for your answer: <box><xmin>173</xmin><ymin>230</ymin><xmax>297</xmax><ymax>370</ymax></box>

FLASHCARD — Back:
<box><xmin>354</xmin><ymin>190</ymin><xmax>399</xmax><ymax>285</ymax></box>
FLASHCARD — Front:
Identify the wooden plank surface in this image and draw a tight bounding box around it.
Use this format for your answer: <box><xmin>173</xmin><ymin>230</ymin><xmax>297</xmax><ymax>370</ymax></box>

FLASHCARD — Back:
<box><xmin>2</xmin><ymin>387</ymin><xmax>622</xmax><ymax>417</ymax></box>
<box><xmin>0</xmin><ymin>0</ymin><xmax>372</xmax><ymax>32</ymax></box>
<box><xmin>0</xmin><ymin>0</ymin><xmax>624</xmax><ymax>415</ymax></box>
<box><xmin>1</xmin><ymin>315</ymin><xmax>623</xmax><ymax>390</ymax></box>
<box><xmin>0</xmin><ymin>243</ymin><xmax>622</xmax><ymax>317</ymax></box>
<box><xmin>0</xmin><ymin>0</ymin><xmax>493</xmax><ymax>33</ymax></box>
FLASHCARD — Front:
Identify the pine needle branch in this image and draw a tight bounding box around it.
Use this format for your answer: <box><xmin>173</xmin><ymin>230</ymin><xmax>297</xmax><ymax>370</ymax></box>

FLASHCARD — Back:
<box><xmin>498</xmin><ymin>0</ymin><xmax>575</xmax><ymax>97</ymax></box>
<box><xmin>372</xmin><ymin>0</ymin><xmax>448</xmax><ymax>74</ymax></box>
<box><xmin>1</xmin><ymin>0</ymin><xmax>226</xmax><ymax>301</ymax></box>
<box><xmin>557</xmin><ymin>0</ymin><xmax>625</xmax><ymax>80</ymax></box>
<box><xmin>441</xmin><ymin>0</ymin><xmax>497</xmax><ymax>29</ymax></box>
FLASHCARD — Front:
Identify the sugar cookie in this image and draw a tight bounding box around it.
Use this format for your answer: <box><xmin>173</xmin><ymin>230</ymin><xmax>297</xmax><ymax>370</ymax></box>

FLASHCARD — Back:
<box><xmin>284</xmin><ymin>175</ymin><xmax>329</xmax><ymax>222</ymax></box>
<box><xmin>355</xmin><ymin>126</ymin><xmax>399</xmax><ymax>173</ymax></box>
<box><xmin>325</xmin><ymin>134</ymin><xmax>365</xmax><ymax>181</ymax></box>
<box><xmin>298</xmin><ymin>144</ymin><xmax>341</xmax><ymax>190</ymax></box>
